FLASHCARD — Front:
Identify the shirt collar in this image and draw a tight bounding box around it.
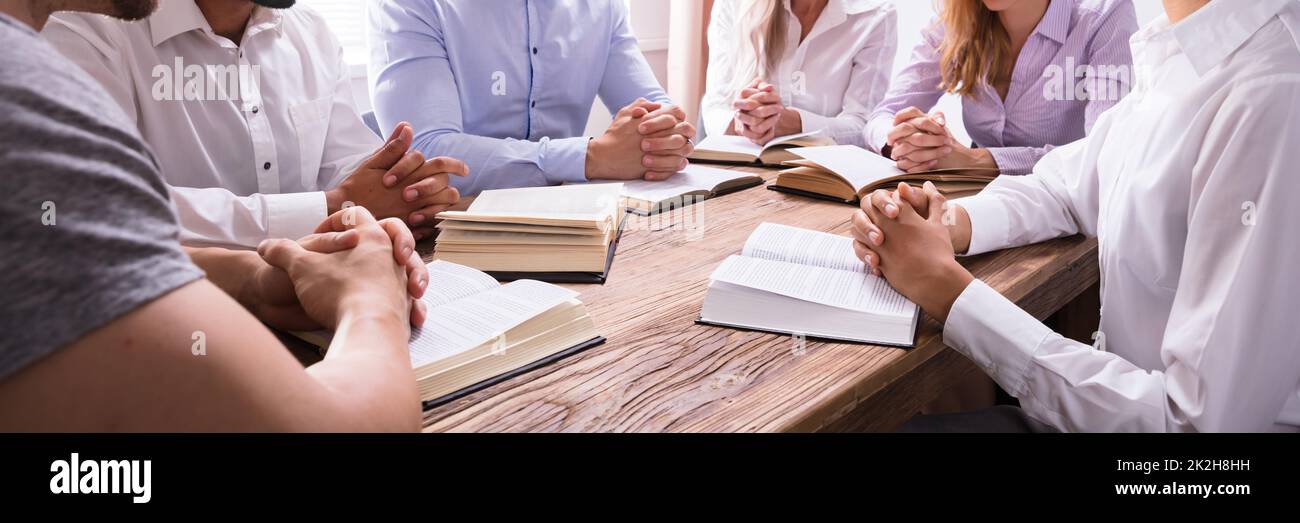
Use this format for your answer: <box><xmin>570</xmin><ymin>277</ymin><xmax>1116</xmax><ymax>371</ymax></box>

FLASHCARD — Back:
<box><xmin>1034</xmin><ymin>0</ymin><xmax>1073</xmax><ymax>45</ymax></box>
<box><xmin>1171</xmin><ymin>0</ymin><xmax>1292</xmax><ymax>76</ymax></box>
<box><xmin>149</xmin><ymin>0</ymin><xmax>284</xmax><ymax>47</ymax></box>
<box><xmin>841</xmin><ymin>0</ymin><xmax>886</xmax><ymax>16</ymax></box>
<box><xmin>149</xmin><ymin>0</ymin><xmax>207</xmax><ymax>47</ymax></box>
<box><xmin>782</xmin><ymin>0</ymin><xmax>883</xmax><ymax>26</ymax></box>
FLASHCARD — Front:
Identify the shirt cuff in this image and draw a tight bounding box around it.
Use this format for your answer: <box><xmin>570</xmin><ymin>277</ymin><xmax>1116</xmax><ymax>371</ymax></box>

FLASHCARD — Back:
<box><xmin>794</xmin><ymin>107</ymin><xmax>829</xmax><ymax>136</ymax></box>
<box><xmin>266</xmin><ymin>191</ymin><xmax>328</xmax><ymax>241</ymax></box>
<box><xmin>942</xmin><ymin>279</ymin><xmax>1053</xmax><ymax>397</ymax></box>
<box><xmin>955</xmin><ymin>194</ymin><xmax>1010</xmax><ymax>256</ymax></box>
<box><xmin>863</xmin><ymin>116</ymin><xmax>892</xmax><ymax>154</ymax></box>
<box><xmin>539</xmin><ymin>136</ymin><xmax>590</xmax><ymax>185</ymax></box>
<box><xmin>987</xmin><ymin>147</ymin><xmax>1041</xmax><ymax>176</ymax></box>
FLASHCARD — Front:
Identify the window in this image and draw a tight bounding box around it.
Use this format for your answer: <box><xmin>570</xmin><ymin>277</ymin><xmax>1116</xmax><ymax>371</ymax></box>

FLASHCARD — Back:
<box><xmin>299</xmin><ymin>0</ymin><xmax>368</xmax><ymax>66</ymax></box>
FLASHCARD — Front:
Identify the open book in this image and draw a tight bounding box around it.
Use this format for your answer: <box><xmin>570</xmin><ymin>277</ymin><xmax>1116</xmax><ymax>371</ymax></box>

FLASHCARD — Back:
<box><xmin>297</xmin><ymin>261</ymin><xmax>602</xmax><ymax>407</ymax></box>
<box><xmin>771</xmin><ymin>145</ymin><xmax>998</xmax><ymax>203</ymax></box>
<box><xmin>698</xmin><ymin>223</ymin><xmax>919</xmax><ymax>347</ymax></box>
<box><xmin>435</xmin><ymin>184</ymin><xmax>625</xmax><ymax>283</ymax></box>
<box><xmin>615</xmin><ymin>164</ymin><xmax>763</xmax><ymax>215</ymax></box>
<box><xmin>689</xmin><ymin>130</ymin><xmax>835</xmax><ymax>166</ymax></box>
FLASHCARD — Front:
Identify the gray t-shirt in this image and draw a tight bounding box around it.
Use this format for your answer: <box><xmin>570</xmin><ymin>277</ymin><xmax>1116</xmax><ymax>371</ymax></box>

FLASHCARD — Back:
<box><xmin>0</xmin><ymin>13</ymin><xmax>203</xmax><ymax>381</ymax></box>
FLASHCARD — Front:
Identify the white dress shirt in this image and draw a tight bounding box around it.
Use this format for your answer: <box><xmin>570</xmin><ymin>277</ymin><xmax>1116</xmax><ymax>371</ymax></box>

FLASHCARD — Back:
<box><xmin>945</xmin><ymin>0</ymin><xmax>1300</xmax><ymax>432</ymax></box>
<box><xmin>43</xmin><ymin>2</ymin><xmax>378</xmax><ymax>248</ymax></box>
<box><xmin>701</xmin><ymin>0</ymin><xmax>896</xmax><ymax>146</ymax></box>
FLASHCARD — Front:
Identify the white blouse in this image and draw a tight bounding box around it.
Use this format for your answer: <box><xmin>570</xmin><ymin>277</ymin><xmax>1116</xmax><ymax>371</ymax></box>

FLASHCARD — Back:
<box><xmin>702</xmin><ymin>0</ymin><xmax>896</xmax><ymax>146</ymax></box>
<box><xmin>946</xmin><ymin>0</ymin><xmax>1300</xmax><ymax>432</ymax></box>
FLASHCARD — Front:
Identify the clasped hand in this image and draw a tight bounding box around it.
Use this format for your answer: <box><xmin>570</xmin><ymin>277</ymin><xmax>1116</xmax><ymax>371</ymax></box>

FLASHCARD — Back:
<box><xmin>850</xmin><ymin>181</ymin><xmax>974</xmax><ymax>323</ymax></box>
<box><xmin>328</xmin><ymin>122</ymin><xmax>468</xmax><ymax>241</ymax></box>
<box><xmin>729</xmin><ymin>79</ymin><xmax>801</xmax><ymax>145</ymax></box>
<box><xmin>587</xmin><ymin>98</ymin><xmax>697</xmax><ymax>181</ymax></box>
<box><xmin>244</xmin><ymin>206</ymin><xmax>428</xmax><ymax>333</ymax></box>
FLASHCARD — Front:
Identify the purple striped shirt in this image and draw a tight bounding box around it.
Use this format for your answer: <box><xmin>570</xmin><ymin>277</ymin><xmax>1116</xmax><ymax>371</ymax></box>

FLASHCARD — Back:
<box><xmin>865</xmin><ymin>0</ymin><xmax>1138</xmax><ymax>175</ymax></box>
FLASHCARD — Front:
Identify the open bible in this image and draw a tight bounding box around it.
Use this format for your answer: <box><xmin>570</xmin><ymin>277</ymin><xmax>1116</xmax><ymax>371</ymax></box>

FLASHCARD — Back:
<box><xmin>771</xmin><ymin>145</ymin><xmax>997</xmax><ymax>203</ymax></box>
<box><xmin>698</xmin><ymin>223</ymin><xmax>919</xmax><ymax>347</ymax></box>
<box><xmin>297</xmin><ymin>261</ymin><xmax>602</xmax><ymax>408</ymax></box>
<box><xmin>615</xmin><ymin>164</ymin><xmax>764</xmax><ymax>215</ymax></box>
<box><xmin>689</xmin><ymin>130</ymin><xmax>835</xmax><ymax>166</ymax></box>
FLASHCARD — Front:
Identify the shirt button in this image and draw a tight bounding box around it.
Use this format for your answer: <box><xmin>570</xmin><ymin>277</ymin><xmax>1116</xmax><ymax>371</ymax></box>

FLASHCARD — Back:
<box><xmin>532</xmin><ymin>47</ymin><xmax>538</xmax><ymax>55</ymax></box>
<box><xmin>263</xmin><ymin>162</ymin><xmax>272</xmax><ymax>170</ymax></box>
<box><xmin>531</xmin><ymin>100</ymin><xmax>536</xmax><ymax>108</ymax></box>
<box><xmin>251</xmin><ymin>106</ymin><xmax>259</xmax><ymax>114</ymax></box>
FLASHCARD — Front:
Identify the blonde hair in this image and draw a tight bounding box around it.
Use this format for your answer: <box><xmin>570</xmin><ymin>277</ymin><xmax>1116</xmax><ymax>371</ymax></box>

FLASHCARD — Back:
<box><xmin>729</xmin><ymin>0</ymin><xmax>788</xmax><ymax>95</ymax></box>
<box><xmin>937</xmin><ymin>0</ymin><xmax>1012</xmax><ymax>97</ymax></box>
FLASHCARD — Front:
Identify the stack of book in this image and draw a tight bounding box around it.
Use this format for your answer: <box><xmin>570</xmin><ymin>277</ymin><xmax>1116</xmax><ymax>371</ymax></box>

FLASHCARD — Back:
<box><xmin>770</xmin><ymin>145</ymin><xmax>999</xmax><ymax>203</ymax></box>
<box><xmin>297</xmin><ymin>260</ymin><xmax>603</xmax><ymax>408</ymax></box>
<box><xmin>434</xmin><ymin>184</ymin><xmax>625</xmax><ymax>283</ymax></box>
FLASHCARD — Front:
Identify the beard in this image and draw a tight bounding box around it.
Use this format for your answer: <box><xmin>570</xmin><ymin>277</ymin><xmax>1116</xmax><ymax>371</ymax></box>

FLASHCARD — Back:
<box><xmin>107</xmin><ymin>0</ymin><xmax>158</xmax><ymax>21</ymax></box>
<box><xmin>251</xmin><ymin>0</ymin><xmax>297</xmax><ymax>7</ymax></box>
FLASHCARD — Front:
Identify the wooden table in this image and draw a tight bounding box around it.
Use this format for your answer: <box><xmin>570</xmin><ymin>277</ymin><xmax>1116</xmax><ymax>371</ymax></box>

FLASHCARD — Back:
<box><xmin>418</xmin><ymin>166</ymin><xmax>1099</xmax><ymax>432</ymax></box>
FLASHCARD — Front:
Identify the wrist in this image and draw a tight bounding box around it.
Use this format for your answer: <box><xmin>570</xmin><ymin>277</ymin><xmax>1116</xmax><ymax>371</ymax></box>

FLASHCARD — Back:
<box><xmin>337</xmin><ymin>295</ymin><xmax>409</xmax><ymax>329</ymax></box>
<box><xmin>778</xmin><ymin>107</ymin><xmax>802</xmax><ymax>136</ymax></box>
<box><xmin>948</xmin><ymin>203</ymin><xmax>973</xmax><ymax>255</ymax></box>
<box><xmin>962</xmin><ymin>147</ymin><xmax>998</xmax><ymax>170</ymax></box>
<box><xmin>921</xmin><ymin>260</ymin><xmax>975</xmax><ymax>324</ymax></box>
<box><xmin>584</xmin><ymin>137</ymin><xmax>603</xmax><ymax>180</ymax></box>
<box><xmin>325</xmin><ymin>187</ymin><xmax>347</xmax><ymax>215</ymax></box>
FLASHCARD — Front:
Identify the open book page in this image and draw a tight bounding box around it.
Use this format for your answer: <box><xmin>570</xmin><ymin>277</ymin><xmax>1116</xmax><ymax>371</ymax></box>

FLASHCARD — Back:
<box><xmin>695</xmin><ymin>135</ymin><xmax>763</xmax><ymax>157</ymax></box>
<box><xmin>711</xmin><ymin>255</ymin><xmax>912</xmax><ymax>317</ymax></box>
<box><xmin>697</xmin><ymin>130</ymin><xmax>828</xmax><ymax>157</ymax></box>
<box><xmin>742</xmin><ymin>222</ymin><xmax>866</xmax><ymax>273</ymax></box>
<box><xmin>424</xmin><ymin>260</ymin><xmax>501</xmax><ymax>308</ymax></box>
<box><xmin>440</xmin><ymin>183</ymin><xmax>622</xmax><ymax>223</ymax></box>
<box><xmin>764</xmin><ymin>129</ymin><xmax>830</xmax><ymax>148</ymax></box>
<box><xmin>617</xmin><ymin>164</ymin><xmax>752</xmax><ymax>203</ymax></box>
<box><xmin>787</xmin><ymin>145</ymin><xmax>903</xmax><ymax>192</ymax></box>
<box><xmin>409</xmin><ymin>280</ymin><xmax>580</xmax><ymax>367</ymax></box>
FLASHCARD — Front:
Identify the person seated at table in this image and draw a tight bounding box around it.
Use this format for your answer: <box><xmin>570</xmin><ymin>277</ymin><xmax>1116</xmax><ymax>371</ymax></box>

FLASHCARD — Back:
<box><xmin>866</xmin><ymin>0</ymin><xmax>1137</xmax><ymax>175</ymax></box>
<box><xmin>43</xmin><ymin>0</ymin><xmax>464</xmax><ymax>246</ymax></box>
<box><xmin>367</xmin><ymin>0</ymin><xmax>697</xmax><ymax>196</ymax></box>
<box><xmin>0</xmin><ymin>0</ymin><xmax>429</xmax><ymax>431</ymax></box>
<box><xmin>852</xmin><ymin>0</ymin><xmax>1300</xmax><ymax>432</ymax></box>
<box><xmin>701</xmin><ymin>0</ymin><xmax>897</xmax><ymax>146</ymax></box>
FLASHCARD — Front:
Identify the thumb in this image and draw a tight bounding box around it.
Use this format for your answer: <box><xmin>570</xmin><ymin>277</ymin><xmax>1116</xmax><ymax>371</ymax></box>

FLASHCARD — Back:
<box><xmin>924</xmin><ymin>183</ymin><xmax>948</xmax><ymax>225</ymax></box>
<box><xmin>897</xmin><ymin>182</ymin><xmax>927</xmax><ymax>212</ymax></box>
<box><xmin>362</xmin><ymin>122</ymin><xmax>413</xmax><ymax>170</ymax></box>
<box><xmin>257</xmin><ymin>238</ymin><xmax>310</xmax><ymax>274</ymax></box>
<box><xmin>932</xmin><ymin>112</ymin><xmax>947</xmax><ymax>128</ymax></box>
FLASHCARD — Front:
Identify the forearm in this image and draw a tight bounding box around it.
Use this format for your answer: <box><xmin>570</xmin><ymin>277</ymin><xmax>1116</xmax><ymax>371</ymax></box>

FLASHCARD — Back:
<box><xmin>412</xmin><ymin>131</ymin><xmax>586</xmax><ymax>195</ymax></box>
<box><xmin>306</xmin><ymin>310</ymin><xmax>419</xmax><ymax>432</ymax></box>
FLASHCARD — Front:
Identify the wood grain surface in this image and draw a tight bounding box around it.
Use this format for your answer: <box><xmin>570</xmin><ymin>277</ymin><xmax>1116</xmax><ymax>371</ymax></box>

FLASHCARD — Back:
<box><xmin>417</xmin><ymin>166</ymin><xmax>1099</xmax><ymax>432</ymax></box>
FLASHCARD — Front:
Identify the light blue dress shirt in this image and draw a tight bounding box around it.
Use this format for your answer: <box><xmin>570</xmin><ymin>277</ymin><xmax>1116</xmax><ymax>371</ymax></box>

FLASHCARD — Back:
<box><xmin>368</xmin><ymin>0</ymin><xmax>672</xmax><ymax>195</ymax></box>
